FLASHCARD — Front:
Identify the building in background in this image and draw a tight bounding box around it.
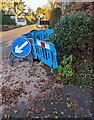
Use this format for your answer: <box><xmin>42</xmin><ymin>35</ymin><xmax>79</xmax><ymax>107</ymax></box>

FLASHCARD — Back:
<box><xmin>11</xmin><ymin>13</ymin><xmax>27</xmax><ymax>26</ymax></box>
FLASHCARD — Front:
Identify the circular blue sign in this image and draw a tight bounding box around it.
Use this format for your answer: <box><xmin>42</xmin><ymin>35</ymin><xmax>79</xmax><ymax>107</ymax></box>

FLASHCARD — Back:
<box><xmin>11</xmin><ymin>38</ymin><xmax>31</xmax><ymax>58</ymax></box>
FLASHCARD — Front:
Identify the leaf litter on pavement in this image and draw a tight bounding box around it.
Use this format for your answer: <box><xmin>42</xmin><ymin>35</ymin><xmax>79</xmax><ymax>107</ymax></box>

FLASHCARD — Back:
<box><xmin>1</xmin><ymin>45</ymin><xmax>94</xmax><ymax>119</ymax></box>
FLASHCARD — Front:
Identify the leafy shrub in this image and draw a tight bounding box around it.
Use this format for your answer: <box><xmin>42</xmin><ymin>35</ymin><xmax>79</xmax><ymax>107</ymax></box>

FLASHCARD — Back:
<box><xmin>51</xmin><ymin>12</ymin><xmax>94</xmax><ymax>62</ymax></box>
<box><xmin>51</xmin><ymin>11</ymin><xmax>94</xmax><ymax>85</ymax></box>
<box><xmin>57</xmin><ymin>55</ymin><xmax>74</xmax><ymax>83</ymax></box>
<box><xmin>57</xmin><ymin>55</ymin><xmax>94</xmax><ymax>85</ymax></box>
<box><xmin>72</xmin><ymin>59</ymin><xmax>94</xmax><ymax>86</ymax></box>
<box><xmin>50</xmin><ymin>7</ymin><xmax>62</xmax><ymax>28</ymax></box>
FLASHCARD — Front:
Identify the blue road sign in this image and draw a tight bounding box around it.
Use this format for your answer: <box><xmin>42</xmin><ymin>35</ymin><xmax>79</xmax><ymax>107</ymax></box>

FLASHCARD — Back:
<box><xmin>11</xmin><ymin>37</ymin><xmax>31</xmax><ymax>58</ymax></box>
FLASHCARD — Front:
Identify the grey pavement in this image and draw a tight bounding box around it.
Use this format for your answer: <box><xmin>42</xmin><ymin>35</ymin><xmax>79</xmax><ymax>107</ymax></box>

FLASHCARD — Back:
<box><xmin>1</xmin><ymin>25</ymin><xmax>94</xmax><ymax>119</ymax></box>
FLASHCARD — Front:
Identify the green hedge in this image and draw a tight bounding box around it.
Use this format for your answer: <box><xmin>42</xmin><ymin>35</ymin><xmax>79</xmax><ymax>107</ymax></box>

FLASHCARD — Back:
<box><xmin>51</xmin><ymin>12</ymin><xmax>94</xmax><ymax>85</ymax></box>
<box><xmin>51</xmin><ymin>12</ymin><xmax>94</xmax><ymax>62</ymax></box>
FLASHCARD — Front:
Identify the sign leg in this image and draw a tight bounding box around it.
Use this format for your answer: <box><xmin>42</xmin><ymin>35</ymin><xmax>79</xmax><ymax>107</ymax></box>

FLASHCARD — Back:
<box><xmin>24</xmin><ymin>52</ymin><xmax>33</xmax><ymax>66</ymax></box>
<box><xmin>9</xmin><ymin>52</ymin><xmax>16</xmax><ymax>66</ymax></box>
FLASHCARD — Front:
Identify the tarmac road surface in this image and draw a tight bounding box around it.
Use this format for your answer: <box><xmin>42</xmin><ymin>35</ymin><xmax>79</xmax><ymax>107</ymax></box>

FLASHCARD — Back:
<box><xmin>0</xmin><ymin>24</ymin><xmax>37</xmax><ymax>45</ymax></box>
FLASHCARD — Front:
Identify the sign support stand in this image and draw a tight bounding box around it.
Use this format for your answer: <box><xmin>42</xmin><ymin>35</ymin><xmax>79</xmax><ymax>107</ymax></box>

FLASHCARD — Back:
<box><xmin>9</xmin><ymin>52</ymin><xmax>33</xmax><ymax>67</ymax></box>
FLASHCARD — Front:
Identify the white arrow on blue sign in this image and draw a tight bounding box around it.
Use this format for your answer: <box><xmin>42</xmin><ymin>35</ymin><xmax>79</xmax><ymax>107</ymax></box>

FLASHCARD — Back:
<box><xmin>11</xmin><ymin>38</ymin><xmax>31</xmax><ymax>58</ymax></box>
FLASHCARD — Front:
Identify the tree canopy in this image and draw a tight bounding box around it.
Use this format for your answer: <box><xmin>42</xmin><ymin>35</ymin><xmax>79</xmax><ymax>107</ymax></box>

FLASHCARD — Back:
<box><xmin>35</xmin><ymin>7</ymin><xmax>45</xmax><ymax>18</ymax></box>
<box><xmin>0</xmin><ymin>2</ymin><xmax>26</xmax><ymax>17</ymax></box>
<box><xmin>26</xmin><ymin>6</ymin><xmax>35</xmax><ymax>24</ymax></box>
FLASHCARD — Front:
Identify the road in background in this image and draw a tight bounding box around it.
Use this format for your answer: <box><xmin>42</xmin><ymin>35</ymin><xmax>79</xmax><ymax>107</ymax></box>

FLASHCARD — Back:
<box><xmin>0</xmin><ymin>24</ymin><xmax>37</xmax><ymax>45</ymax></box>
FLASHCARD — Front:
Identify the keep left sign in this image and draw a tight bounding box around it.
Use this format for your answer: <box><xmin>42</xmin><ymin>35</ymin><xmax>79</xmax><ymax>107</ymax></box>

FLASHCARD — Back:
<box><xmin>11</xmin><ymin>38</ymin><xmax>31</xmax><ymax>58</ymax></box>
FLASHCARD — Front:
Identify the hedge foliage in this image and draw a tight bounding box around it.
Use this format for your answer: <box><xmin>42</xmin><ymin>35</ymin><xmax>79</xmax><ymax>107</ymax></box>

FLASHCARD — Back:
<box><xmin>51</xmin><ymin>12</ymin><xmax>94</xmax><ymax>85</ymax></box>
<box><xmin>51</xmin><ymin>12</ymin><xmax>94</xmax><ymax>62</ymax></box>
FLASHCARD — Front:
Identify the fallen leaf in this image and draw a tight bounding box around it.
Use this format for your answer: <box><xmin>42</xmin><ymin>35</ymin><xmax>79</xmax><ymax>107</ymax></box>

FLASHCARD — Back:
<box><xmin>61</xmin><ymin>111</ymin><xmax>64</xmax><ymax>115</ymax></box>
<box><xmin>67</xmin><ymin>103</ymin><xmax>72</xmax><ymax>108</ymax></box>
<box><xmin>55</xmin><ymin>116</ymin><xmax>58</xmax><ymax>119</ymax></box>
<box><xmin>28</xmin><ymin>96</ymin><xmax>32</xmax><ymax>102</ymax></box>
<box><xmin>69</xmin><ymin>108</ymin><xmax>74</xmax><ymax>111</ymax></box>
<box><xmin>67</xmin><ymin>97</ymin><xmax>71</xmax><ymax>101</ymax></box>
<box><xmin>87</xmin><ymin>99</ymin><xmax>93</xmax><ymax>103</ymax></box>
<box><xmin>54</xmin><ymin>111</ymin><xmax>58</xmax><ymax>114</ymax></box>
<box><xmin>51</xmin><ymin>102</ymin><xmax>54</xmax><ymax>105</ymax></box>
<box><xmin>88</xmin><ymin>89</ymin><xmax>94</xmax><ymax>93</ymax></box>
<box><xmin>26</xmin><ymin>81</ymin><xmax>30</xmax><ymax>85</ymax></box>
<box><xmin>40</xmin><ymin>79</ymin><xmax>47</xmax><ymax>83</ymax></box>
<box><xmin>42</xmin><ymin>106</ymin><xmax>46</xmax><ymax>111</ymax></box>
<box><xmin>26</xmin><ymin>111</ymin><xmax>31</xmax><ymax>117</ymax></box>
<box><xmin>77</xmin><ymin>107</ymin><xmax>82</xmax><ymax>110</ymax></box>
<box><xmin>14</xmin><ymin>109</ymin><xmax>18</xmax><ymax>113</ymax></box>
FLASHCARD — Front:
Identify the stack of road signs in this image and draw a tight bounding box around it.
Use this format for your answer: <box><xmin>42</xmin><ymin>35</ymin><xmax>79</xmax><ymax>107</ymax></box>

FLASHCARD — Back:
<box><xmin>10</xmin><ymin>29</ymin><xmax>58</xmax><ymax>72</ymax></box>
